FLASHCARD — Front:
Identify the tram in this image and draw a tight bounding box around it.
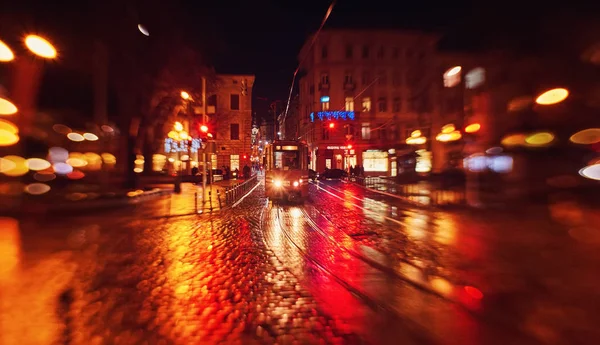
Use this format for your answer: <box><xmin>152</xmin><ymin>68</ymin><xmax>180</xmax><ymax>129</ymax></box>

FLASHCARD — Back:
<box><xmin>264</xmin><ymin>140</ymin><xmax>309</xmax><ymax>202</ymax></box>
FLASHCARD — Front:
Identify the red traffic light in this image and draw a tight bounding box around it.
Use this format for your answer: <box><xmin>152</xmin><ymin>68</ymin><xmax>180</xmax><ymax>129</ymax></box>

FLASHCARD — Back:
<box><xmin>347</xmin><ymin>144</ymin><xmax>353</xmax><ymax>149</ymax></box>
<box><xmin>243</xmin><ymin>155</ymin><xmax>247</xmax><ymax>159</ymax></box>
<box><xmin>329</xmin><ymin>122</ymin><xmax>335</xmax><ymax>129</ymax></box>
<box><xmin>200</xmin><ymin>124</ymin><xmax>209</xmax><ymax>133</ymax></box>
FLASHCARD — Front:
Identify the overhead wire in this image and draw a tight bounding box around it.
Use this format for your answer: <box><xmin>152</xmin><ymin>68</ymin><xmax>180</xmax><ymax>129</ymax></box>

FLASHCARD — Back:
<box><xmin>281</xmin><ymin>0</ymin><xmax>337</xmax><ymax>129</ymax></box>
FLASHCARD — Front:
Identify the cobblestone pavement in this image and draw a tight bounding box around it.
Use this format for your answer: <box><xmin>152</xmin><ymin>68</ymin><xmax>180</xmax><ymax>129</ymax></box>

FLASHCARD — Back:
<box><xmin>2</xmin><ymin>179</ymin><xmax>600</xmax><ymax>345</ymax></box>
<box><xmin>0</xmin><ymin>183</ymin><xmax>361</xmax><ymax>345</ymax></box>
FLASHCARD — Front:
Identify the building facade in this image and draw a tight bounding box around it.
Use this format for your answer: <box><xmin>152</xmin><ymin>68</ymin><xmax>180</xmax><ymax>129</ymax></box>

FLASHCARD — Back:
<box><xmin>296</xmin><ymin>29</ymin><xmax>439</xmax><ymax>176</ymax></box>
<box><xmin>211</xmin><ymin>74</ymin><xmax>255</xmax><ymax>171</ymax></box>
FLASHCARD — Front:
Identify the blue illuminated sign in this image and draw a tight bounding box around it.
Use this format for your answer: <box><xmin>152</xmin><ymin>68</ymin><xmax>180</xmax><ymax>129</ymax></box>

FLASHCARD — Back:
<box><xmin>320</xmin><ymin>96</ymin><xmax>330</xmax><ymax>103</ymax></box>
<box><xmin>309</xmin><ymin>111</ymin><xmax>355</xmax><ymax>122</ymax></box>
<box><xmin>164</xmin><ymin>138</ymin><xmax>202</xmax><ymax>153</ymax></box>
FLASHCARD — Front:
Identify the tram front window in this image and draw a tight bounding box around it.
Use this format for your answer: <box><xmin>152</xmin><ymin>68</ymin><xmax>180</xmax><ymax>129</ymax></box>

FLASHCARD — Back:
<box><xmin>274</xmin><ymin>151</ymin><xmax>299</xmax><ymax>170</ymax></box>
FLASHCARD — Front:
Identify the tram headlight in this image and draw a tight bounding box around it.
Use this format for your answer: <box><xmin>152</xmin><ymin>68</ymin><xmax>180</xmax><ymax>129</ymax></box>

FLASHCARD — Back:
<box><xmin>293</xmin><ymin>181</ymin><xmax>299</xmax><ymax>187</ymax></box>
<box><xmin>274</xmin><ymin>179</ymin><xmax>282</xmax><ymax>188</ymax></box>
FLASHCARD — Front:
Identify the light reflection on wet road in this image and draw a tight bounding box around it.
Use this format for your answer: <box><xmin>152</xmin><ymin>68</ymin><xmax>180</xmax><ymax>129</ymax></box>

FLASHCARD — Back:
<box><xmin>262</xmin><ymin>180</ymin><xmax>600</xmax><ymax>345</ymax></box>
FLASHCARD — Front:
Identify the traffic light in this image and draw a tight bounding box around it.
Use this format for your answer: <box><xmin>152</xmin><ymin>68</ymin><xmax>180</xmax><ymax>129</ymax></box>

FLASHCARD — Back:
<box><xmin>243</xmin><ymin>154</ymin><xmax>247</xmax><ymax>159</ymax></box>
<box><xmin>200</xmin><ymin>124</ymin><xmax>209</xmax><ymax>133</ymax></box>
<box><xmin>347</xmin><ymin>144</ymin><xmax>353</xmax><ymax>149</ymax></box>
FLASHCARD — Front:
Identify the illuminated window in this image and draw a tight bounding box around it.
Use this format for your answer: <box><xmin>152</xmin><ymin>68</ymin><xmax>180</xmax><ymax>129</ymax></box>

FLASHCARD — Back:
<box><xmin>378</xmin><ymin>98</ymin><xmax>387</xmax><ymax>112</ymax></box>
<box><xmin>392</xmin><ymin>97</ymin><xmax>401</xmax><ymax>112</ymax></box>
<box><xmin>362</xmin><ymin>97</ymin><xmax>371</xmax><ymax>112</ymax></box>
<box><xmin>325</xmin><ymin>159</ymin><xmax>332</xmax><ymax>169</ymax></box>
<box><xmin>230</xmin><ymin>154</ymin><xmax>240</xmax><ymax>170</ymax></box>
<box><xmin>466</xmin><ymin>67</ymin><xmax>485</xmax><ymax>89</ymax></box>
<box><xmin>345</xmin><ymin>44</ymin><xmax>353</xmax><ymax>59</ymax></box>
<box><xmin>363</xmin><ymin>151</ymin><xmax>388</xmax><ymax>172</ymax></box>
<box><xmin>361</xmin><ymin>123</ymin><xmax>371</xmax><ymax>140</ymax></box>
<box><xmin>443</xmin><ymin>66</ymin><xmax>461</xmax><ymax>87</ymax></box>
<box><xmin>321</xmin><ymin>100</ymin><xmax>329</xmax><ymax>111</ymax></box>
<box><xmin>211</xmin><ymin>154</ymin><xmax>217</xmax><ymax>169</ymax></box>
<box><xmin>345</xmin><ymin>97</ymin><xmax>354</xmax><ymax>111</ymax></box>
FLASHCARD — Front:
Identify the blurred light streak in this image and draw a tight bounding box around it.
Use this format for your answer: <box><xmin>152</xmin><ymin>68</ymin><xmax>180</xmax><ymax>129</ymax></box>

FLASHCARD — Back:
<box><xmin>507</xmin><ymin>96</ymin><xmax>533</xmax><ymax>112</ymax></box>
<box><xmin>0</xmin><ymin>98</ymin><xmax>18</xmax><ymax>115</ymax></box>
<box><xmin>501</xmin><ymin>133</ymin><xmax>527</xmax><ymax>147</ymax></box>
<box><xmin>535</xmin><ymin>88</ymin><xmax>568</xmax><ymax>105</ymax></box>
<box><xmin>0</xmin><ymin>39</ymin><xmax>14</xmax><ymax>61</ymax></box>
<box><xmin>101</xmin><ymin>125</ymin><xmax>114</xmax><ymax>133</ymax></box>
<box><xmin>24</xmin><ymin>183</ymin><xmax>51</xmax><ymax>195</ymax></box>
<box><xmin>436</xmin><ymin>131</ymin><xmax>462</xmax><ymax>142</ymax></box>
<box><xmin>446</xmin><ymin>66</ymin><xmax>461</xmax><ymax>77</ymax></box>
<box><xmin>441</xmin><ymin>124</ymin><xmax>455</xmax><ymax>134</ymax></box>
<box><xmin>65</xmin><ymin>193</ymin><xmax>87</xmax><ymax>201</ymax></box>
<box><xmin>570</xmin><ymin>128</ymin><xmax>600</xmax><ymax>145</ymax></box>
<box><xmin>464</xmin><ymin>286</ymin><xmax>483</xmax><ymax>300</ymax></box>
<box><xmin>25</xmin><ymin>158</ymin><xmax>51</xmax><ymax>171</ymax></box>
<box><xmin>24</xmin><ymin>35</ymin><xmax>57</xmax><ymax>58</ymax></box>
<box><xmin>486</xmin><ymin>147</ymin><xmax>503</xmax><ymax>155</ymax></box>
<box><xmin>430</xmin><ymin>277</ymin><xmax>454</xmax><ymax>298</ymax></box>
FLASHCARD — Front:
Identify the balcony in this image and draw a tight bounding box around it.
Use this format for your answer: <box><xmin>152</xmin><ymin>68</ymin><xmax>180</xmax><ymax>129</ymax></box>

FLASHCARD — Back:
<box><xmin>344</xmin><ymin>82</ymin><xmax>356</xmax><ymax>91</ymax></box>
<box><xmin>318</xmin><ymin>82</ymin><xmax>330</xmax><ymax>91</ymax></box>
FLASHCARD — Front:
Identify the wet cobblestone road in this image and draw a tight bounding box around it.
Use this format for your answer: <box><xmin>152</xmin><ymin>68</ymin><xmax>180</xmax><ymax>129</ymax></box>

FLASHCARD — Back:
<box><xmin>2</xmin><ymin>179</ymin><xmax>600</xmax><ymax>345</ymax></box>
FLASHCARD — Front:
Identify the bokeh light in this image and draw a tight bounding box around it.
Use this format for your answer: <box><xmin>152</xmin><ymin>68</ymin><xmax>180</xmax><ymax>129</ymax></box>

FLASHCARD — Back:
<box><xmin>465</xmin><ymin>123</ymin><xmax>481</xmax><ymax>133</ymax></box>
<box><xmin>501</xmin><ymin>133</ymin><xmax>527</xmax><ymax>147</ymax></box>
<box><xmin>0</xmin><ymin>157</ymin><xmax>17</xmax><ymax>173</ymax></box>
<box><xmin>24</xmin><ymin>35</ymin><xmax>57</xmax><ymax>59</ymax></box>
<box><xmin>101</xmin><ymin>125</ymin><xmax>114</xmax><ymax>133</ymax></box>
<box><xmin>52</xmin><ymin>124</ymin><xmax>71</xmax><ymax>134</ymax></box>
<box><xmin>0</xmin><ymin>119</ymin><xmax>18</xmax><ymax>133</ymax></box>
<box><xmin>66</xmin><ymin>157</ymin><xmax>87</xmax><ymax>168</ymax></box>
<box><xmin>67</xmin><ymin>170</ymin><xmax>85</xmax><ymax>180</ymax></box>
<box><xmin>570</xmin><ymin>128</ymin><xmax>600</xmax><ymax>145</ymax></box>
<box><xmin>441</xmin><ymin>124</ymin><xmax>455</xmax><ymax>134</ymax></box>
<box><xmin>138</xmin><ymin>24</ymin><xmax>150</xmax><ymax>36</ymax></box>
<box><xmin>34</xmin><ymin>172</ymin><xmax>56</xmax><ymax>182</ymax></box>
<box><xmin>48</xmin><ymin>147</ymin><xmax>69</xmax><ymax>162</ymax></box>
<box><xmin>535</xmin><ymin>88</ymin><xmax>569</xmax><ymax>105</ymax></box>
<box><xmin>174</xmin><ymin>122</ymin><xmax>183</xmax><ymax>132</ymax></box>
<box><xmin>101</xmin><ymin>153</ymin><xmax>116</xmax><ymax>165</ymax></box>
<box><xmin>65</xmin><ymin>193</ymin><xmax>87</xmax><ymax>201</ymax></box>
<box><xmin>1</xmin><ymin>156</ymin><xmax>29</xmax><ymax>176</ymax></box>
<box><xmin>24</xmin><ymin>183</ymin><xmax>51</xmax><ymax>195</ymax></box>
<box><xmin>83</xmin><ymin>133</ymin><xmax>99</xmax><ymax>141</ymax></box>
<box><xmin>133</xmin><ymin>167</ymin><xmax>143</xmax><ymax>173</ymax></box>
<box><xmin>436</xmin><ymin>131</ymin><xmax>462</xmax><ymax>142</ymax></box>
<box><xmin>0</xmin><ymin>98</ymin><xmax>18</xmax><ymax>115</ymax></box>
<box><xmin>579</xmin><ymin>164</ymin><xmax>600</xmax><ymax>180</ymax></box>
<box><xmin>84</xmin><ymin>152</ymin><xmax>102</xmax><ymax>170</ymax></box>
<box><xmin>486</xmin><ymin>147</ymin><xmax>503</xmax><ymax>155</ymax></box>
<box><xmin>67</xmin><ymin>133</ymin><xmax>84</xmax><ymax>142</ymax></box>
<box><xmin>25</xmin><ymin>158</ymin><xmax>51</xmax><ymax>171</ymax></box>
<box><xmin>0</xmin><ymin>182</ymin><xmax>25</xmax><ymax>196</ymax></box>
<box><xmin>0</xmin><ymin>129</ymin><xmax>19</xmax><ymax>146</ymax></box>
<box><xmin>507</xmin><ymin>96</ymin><xmax>533</xmax><ymax>112</ymax></box>
<box><xmin>525</xmin><ymin>132</ymin><xmax>554</xmax><ymax>146</ymax></box>
<box><xmin>53</xmin><ymin>162</ymin><xmax>73</xmax><ymax>175</ymax></box>
<box><xmin>0</xmin><ymin>39</ymin><xmax>14</xmax><ymax>61</ymax></box>
<box><xmin>464</xmin><ymin>286</ymin><xmax>484</xmax><ymax>300</ymax></box>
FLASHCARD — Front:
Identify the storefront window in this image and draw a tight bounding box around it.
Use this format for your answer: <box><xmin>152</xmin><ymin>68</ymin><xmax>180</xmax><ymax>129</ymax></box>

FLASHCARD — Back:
<box><xmin>325</xmin><ymin>159</ymin><xmax>332</xmax><ymax>169</ymax></box>
<box><xmin>363</xmin><ymin>151</ymin><xmax>388</xmax><ymax>172</ymax></box>
<box><xmin>230</xmin><ymin>154</ymin><xmax>240</xmax><ymax>170</ymax></box>
<box><xmin>415</xmin><ymin>150</ymin><xmax>432</xmax><ymax>173</ymax></box>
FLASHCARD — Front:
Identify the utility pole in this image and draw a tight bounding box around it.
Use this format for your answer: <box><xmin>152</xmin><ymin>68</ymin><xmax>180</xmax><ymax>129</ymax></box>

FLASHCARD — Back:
<box><xmin>201</xmin><ymin>77</ymin><xmax>207</xmax><ymax>204</ymax></box>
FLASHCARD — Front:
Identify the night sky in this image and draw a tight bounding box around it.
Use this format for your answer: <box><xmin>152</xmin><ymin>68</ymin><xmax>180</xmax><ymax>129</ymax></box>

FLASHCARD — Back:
<box><xmin>3</xmin><ymin>0</ymin><xmax>600</xmax><ymax>122</ymax></box>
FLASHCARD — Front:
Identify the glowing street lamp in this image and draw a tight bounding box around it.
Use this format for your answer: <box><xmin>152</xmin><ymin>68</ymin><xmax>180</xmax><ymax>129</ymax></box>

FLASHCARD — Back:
<box><xmin>0</xmin><ymin>39</ymin><xmax>15</xmax><ymax>62</ymax></box>
<box><xmin>24</xmin><ymin>35</ymin><xmax>57</xmax><ymax>59</ymax></box>
<box><xmin>535</xmin><ymin>88</ymin><xmax>569</xmax><ymax>105</ymax></box>
<box><xmin>180</xmin><ymin>91</ymin><xmax>190</xmax><ymax>100</ymax></box>
<box><xmin>174</xmin><ymin>121</ymin><xmax>183</xmax><ymax>132</ymax></box>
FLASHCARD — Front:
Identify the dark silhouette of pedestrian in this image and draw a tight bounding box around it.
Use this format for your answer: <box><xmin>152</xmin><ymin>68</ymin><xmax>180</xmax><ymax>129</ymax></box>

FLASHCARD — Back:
<box><xmin>243</xmin><ymin>164</ymin><xmax>251</xmax><ymax>179</ymax></box>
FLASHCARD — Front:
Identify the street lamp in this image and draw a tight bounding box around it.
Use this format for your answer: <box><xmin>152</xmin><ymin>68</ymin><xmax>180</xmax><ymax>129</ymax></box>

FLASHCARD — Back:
<box><xmin>180</xmin><ymin>91</ymin><xmax>190</xmax><ymax>100</ymax></box>
<box><xmin>174</xmin><ymin>121</ymin><xmax>183</xmax><ymax>132</ymax></box>
<box><xmin>24</xmin><ymin>35</ymin><xmax>57</xmax><ymax>59</ymax></box>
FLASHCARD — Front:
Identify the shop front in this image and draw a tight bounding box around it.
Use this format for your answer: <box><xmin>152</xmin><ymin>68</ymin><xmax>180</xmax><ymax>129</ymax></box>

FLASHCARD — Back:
<box><xmin>313</xmin><ymin>145</ymin><xmax>356</xmax><ymax>173</ymax></box>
